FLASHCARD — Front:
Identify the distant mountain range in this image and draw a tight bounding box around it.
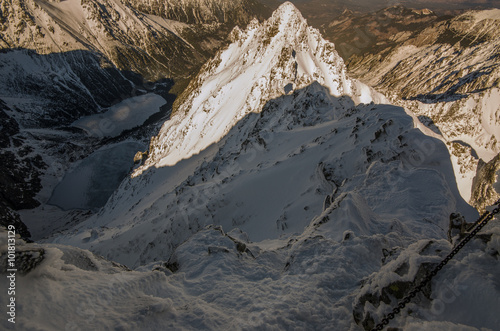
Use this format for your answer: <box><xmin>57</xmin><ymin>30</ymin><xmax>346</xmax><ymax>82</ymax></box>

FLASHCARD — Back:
<box><xmin>0</xmin><ymin>0</ymin><xmax>272</xmax><ymax>82</ymax></box>
<box><xmin>260</xmin><ymin>0</ymin><xmax>500</xmax><ymax>26</ymax></box>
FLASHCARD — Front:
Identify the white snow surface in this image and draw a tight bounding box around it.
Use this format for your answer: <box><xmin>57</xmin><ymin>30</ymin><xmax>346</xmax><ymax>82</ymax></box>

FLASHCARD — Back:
<box><xmin>2</xmin><ymin>182</ymin><xmax>498</xmax><ymax>331</ymax></box>
<box><xmin>72</xmin><ymin>93</ymin><xmax>166</xmax><ymax>137</ymax></box>
<box><xmin>469</xmin><ymin>8</ymin><xmax>500</xmax><ymax>21</ymax></box>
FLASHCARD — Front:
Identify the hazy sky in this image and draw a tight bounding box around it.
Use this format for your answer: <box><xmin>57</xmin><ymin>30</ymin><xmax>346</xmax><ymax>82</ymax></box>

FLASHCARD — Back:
<box><xmin>262</xmin><ymin>0</ymin><xmax>500</xmax><ymax>24</ymax></box>
<box><xmin>268</xmin><ymin>0</ymin><xmax>500</xmax><ymax>12</ymax></box>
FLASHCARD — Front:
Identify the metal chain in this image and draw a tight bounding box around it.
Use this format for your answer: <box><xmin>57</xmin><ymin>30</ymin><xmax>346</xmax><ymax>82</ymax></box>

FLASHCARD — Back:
<box><xmin>371</xmin><ymin>198</ymin><xmax>500</xmax><ymax>331</ymax></box>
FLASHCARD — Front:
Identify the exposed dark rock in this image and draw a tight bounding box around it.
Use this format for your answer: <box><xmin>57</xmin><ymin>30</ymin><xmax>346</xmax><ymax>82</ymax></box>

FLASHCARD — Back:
<box><xmin>0</xmin><ymin>247</ymin><xmax>44</xmax><ymax>274</ymax></box>
<box><xmin>0</xmin><ymin>200</ymin><xmax>31</xmax><ymax>240</ymax></box>
<box><xmin>470</xmin><ymin>153</ymin><xmax>500</xmax><ymax>212</ymax></box>
<box><xmin>353</xmin><ymin>254</ymin><xmax>438</xmax><ymax>330</ymax></box>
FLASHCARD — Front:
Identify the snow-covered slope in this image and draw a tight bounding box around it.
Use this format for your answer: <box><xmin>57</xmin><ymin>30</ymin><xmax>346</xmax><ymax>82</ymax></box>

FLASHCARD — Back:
<box><xmin>7</xmin><ymin>62</ymin><xmax>498</xmax><ymax>331</ymax></box>
<box><xmin>346</xmin><ymin>9</ymin><xmax>500</xmax><ymax>204</ymax></box>
<box><xmin>4</xmin><ymin>207</ymin><xmax>500</xmax><ymax>330</ymax></box>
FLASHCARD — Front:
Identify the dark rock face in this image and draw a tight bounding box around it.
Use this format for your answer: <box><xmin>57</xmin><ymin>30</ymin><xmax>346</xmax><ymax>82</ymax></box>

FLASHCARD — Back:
<box><xmin>0</xmin><ymin>245</ymin><xmax>44</xmax><ymax>274</ymax></box>
<box><xmin>0</xmin><ymin>100</ymin><xmax>33</xmax><ymax>239</ymax></box>
<box><xmin>1</xmin><ymin>50</ymin><xmax>136</xmax><ymax>128</ymax></box>
<box><xmin>0</xmin><ymin>200</ymin><xmax>31</xmax><ymax>240</ymax></box>
<box><xmin>470</xmin><ymin>153</ymin><xmax>500</xmax><ymax>212</ymax></box>
<box><xmin>0</xmin><ymin>150</ymin><xmax>45</xmax><ymax>210</ymax></box>
<box><xmin>0</xmin><ymin>99</ymin><xmax>44</xmax><ymax>219</ymax></box>
<box><xmin>0</xmin><ymin>103</ymin><xmax>19</xmax><ymax>149</ymax></box>
<box><xmin>353</xmin><ymin>261</ymin><xmax>436</xmax><ymax>330</ymax></box>
<box><xmin>352</xmin><ymin>240</ymin><xmax>452</xmax><ymax>331</ymax></box>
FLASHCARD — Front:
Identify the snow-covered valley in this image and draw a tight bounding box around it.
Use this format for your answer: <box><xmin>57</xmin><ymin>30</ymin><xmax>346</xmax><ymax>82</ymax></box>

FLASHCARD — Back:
<box><xmin>1</xmin><ymin>2</ymin><xmax>500</xmax><ymax>331</ymax></box>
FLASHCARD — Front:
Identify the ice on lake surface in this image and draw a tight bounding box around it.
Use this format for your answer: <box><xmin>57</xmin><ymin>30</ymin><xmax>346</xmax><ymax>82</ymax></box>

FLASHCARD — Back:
<box><xmin>48</xmin><ymin>141</ymin><xmax>145</xmax><ymax>210</ymax></box>
<box><xmin>72</xmin><ymin>93</ymin><xmax>166</xmax><ymax>137</ymax></box>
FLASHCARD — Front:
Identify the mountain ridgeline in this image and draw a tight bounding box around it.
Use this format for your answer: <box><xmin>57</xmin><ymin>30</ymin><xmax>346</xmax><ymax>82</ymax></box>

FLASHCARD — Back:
<box><xmin>122</xmin><ymin>0</ymin><xmax>271</xmax><ymax>25</ymax></box>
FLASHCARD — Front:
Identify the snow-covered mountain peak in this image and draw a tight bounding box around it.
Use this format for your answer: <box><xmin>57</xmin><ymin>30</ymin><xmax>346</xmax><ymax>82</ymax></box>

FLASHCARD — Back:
<box><xmin>138</xmin><ymin>3</ymin><xmax>384</xmax><ymax>171</ymax></box>
<box><xmin>269</xmin><ymin>1</ymin><xmax>306</xmax><ymax>25</ymax></box>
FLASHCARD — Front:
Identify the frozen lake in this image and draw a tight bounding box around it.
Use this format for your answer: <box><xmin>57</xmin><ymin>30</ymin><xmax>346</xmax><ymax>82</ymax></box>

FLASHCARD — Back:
<box><xmin>72</xmin><ymin>93</ymin><xmax>166</xmax><ymax>137</ymax></box>
<box><xmin>48</xmin><ymin>141</ymin><xmax>145</xmax><ymax>210</ymax></box>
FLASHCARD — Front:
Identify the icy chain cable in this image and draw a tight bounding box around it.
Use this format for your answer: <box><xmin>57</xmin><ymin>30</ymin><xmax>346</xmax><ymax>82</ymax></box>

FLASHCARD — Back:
<box><xmin>371</xmin><ymin>198</ymin><xmax>500</xmax><ymax>331</ymax></box>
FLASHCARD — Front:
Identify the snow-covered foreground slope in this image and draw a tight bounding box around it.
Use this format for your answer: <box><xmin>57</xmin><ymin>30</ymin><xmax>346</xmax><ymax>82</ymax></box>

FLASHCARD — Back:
<box><xmin>3</xmin><ymin>211</ymin><xmax>500</xmax><ymax>331</ymax></box>
<box><xmin>3</xmin><ymin>82</ymin><xmax>499</xmax><ymax>328</ymax></box>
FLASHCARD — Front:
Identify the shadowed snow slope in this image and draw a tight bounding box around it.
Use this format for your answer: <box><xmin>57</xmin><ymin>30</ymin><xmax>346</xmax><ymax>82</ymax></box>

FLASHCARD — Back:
<box><xmin>347</xmin><ymin>9</ymin><xmax>500</xmax><ymax>203</ymax></box>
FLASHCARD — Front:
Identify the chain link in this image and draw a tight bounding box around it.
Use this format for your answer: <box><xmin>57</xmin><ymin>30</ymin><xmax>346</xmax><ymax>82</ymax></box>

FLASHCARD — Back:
<box><xmin>371</xmin><ymin>198</ymin><xmax>500</xmax><ymax>331</ymax></box>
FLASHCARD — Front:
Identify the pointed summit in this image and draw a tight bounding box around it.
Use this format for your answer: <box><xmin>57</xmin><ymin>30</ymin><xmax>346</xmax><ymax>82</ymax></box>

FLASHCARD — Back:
<box><xmin>263</xmin><ymin>2</ymin><xmax>312</xmax><ymax>44</ymax></box>
<box><xmin>271</xmin><ymin>1</ymin><xmax>306</xmax><ymax>23</ymax></box>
